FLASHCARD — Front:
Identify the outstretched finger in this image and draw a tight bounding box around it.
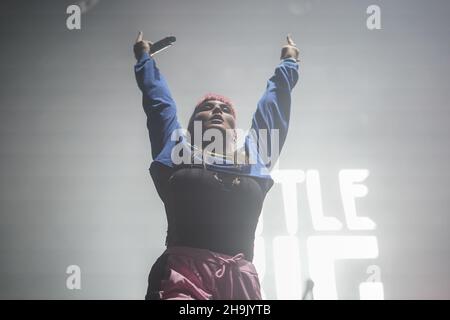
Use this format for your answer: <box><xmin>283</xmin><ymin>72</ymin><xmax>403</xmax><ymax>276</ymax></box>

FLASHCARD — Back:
<box><xmin>136</xmin><ymin>31</ymin><xmax>144</xmax><ymax>43</ymax></box>
<box><xmin>287</xmin><ymin>34</ymin><xmax>296</xmax><ymax>46</ymax></box>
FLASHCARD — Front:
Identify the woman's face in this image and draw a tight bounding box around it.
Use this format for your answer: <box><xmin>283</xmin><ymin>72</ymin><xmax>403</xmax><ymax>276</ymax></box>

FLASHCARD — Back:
<box><xmin>191</xmin><ymin>99</ymin><xmax>236</xmax><ymax>133</ymax></box>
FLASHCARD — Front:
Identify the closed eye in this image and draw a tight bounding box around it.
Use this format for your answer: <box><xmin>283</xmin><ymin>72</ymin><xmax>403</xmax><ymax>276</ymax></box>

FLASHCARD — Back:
<box><xmin>199</xmin><ymin>103</ymin><xmax>213</xmax><ymax>111</ymax></box>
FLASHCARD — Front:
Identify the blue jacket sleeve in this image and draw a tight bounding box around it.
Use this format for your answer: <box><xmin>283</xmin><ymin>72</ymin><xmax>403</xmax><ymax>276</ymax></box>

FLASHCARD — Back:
<box><xmin>245</xmin><ymin>58</ymin><xmax>299</xmax><ymax>168</ymax></box>
<box><xmin>134</xmin><ymin>52</ymin><xmax>181</xmax><ymax>160</ymax></box>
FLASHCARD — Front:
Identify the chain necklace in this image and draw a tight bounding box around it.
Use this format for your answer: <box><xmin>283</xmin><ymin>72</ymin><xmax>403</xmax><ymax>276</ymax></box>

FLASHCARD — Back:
<box><xmin>188</xmin><ymin>143</ymin><xmax>241</xmax><ymax>187</ymax></box>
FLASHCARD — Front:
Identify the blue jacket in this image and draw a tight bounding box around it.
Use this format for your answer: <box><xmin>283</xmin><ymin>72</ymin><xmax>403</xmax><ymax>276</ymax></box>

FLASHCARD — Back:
<box><xmin>134</xmin><ymin>52</ymin><xmax>299</xmax><ymax>190</ymax></box>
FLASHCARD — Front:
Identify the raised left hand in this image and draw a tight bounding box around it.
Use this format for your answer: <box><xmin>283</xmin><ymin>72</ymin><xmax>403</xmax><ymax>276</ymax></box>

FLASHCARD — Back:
<box><xmin>280</xmin><ymin>34</ymin><xmax>300</xmax><ymax>62</ymax></box>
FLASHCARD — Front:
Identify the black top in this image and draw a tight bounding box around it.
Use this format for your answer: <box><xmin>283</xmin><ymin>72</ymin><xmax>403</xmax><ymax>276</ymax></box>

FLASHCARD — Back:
<box><xmin>150</xmin><ymin>162</ymin><xmax>271</xmax><ymax>261</ymax></box>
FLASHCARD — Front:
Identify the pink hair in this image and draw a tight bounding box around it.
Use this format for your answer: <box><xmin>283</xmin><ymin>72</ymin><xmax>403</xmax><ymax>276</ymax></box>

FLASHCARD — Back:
<box><xmin>194</xmin><ymin>93</ymin><xmax>236</xmax><ymax>119</ymax></box>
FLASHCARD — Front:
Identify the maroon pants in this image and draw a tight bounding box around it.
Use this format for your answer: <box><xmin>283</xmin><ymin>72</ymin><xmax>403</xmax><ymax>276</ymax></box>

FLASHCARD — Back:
<box><xmin>145</xmin><ymin>246</ymin><xmax>262</xmax><ymax>300</ymax></box>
